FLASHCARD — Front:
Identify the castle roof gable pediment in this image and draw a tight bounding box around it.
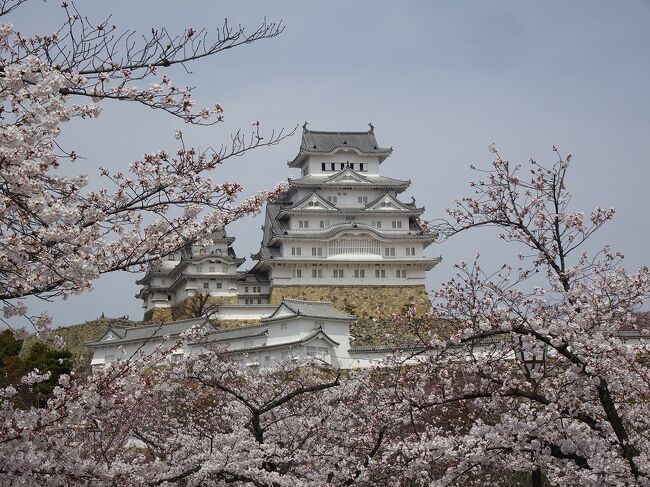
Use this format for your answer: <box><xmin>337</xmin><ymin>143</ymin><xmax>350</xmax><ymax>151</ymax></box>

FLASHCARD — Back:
<box><xmin>325</xmin><ymin>168</ymin><xmax>371</xmax><ymax>184</ymax></box>
<box><xmin>366</xmin><ymin>193</ymin><xmax>415</xmax><ymax>211</ymax></box>
<box><xmin>287</xmin><ymin>192</ymin><xmax>338</xmax><ymax>211</ymax></box>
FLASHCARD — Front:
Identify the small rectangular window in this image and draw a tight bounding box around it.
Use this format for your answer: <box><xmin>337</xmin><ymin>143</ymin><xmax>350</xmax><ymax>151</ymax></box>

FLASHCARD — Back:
<box><xmin>360</xmin><ymin>163</ymin><xmax>365</xmax><ymax>171</ymax></box>
<box><xmin>216</xmin><ymin>282</ymin><xmax>222</xmax><ymax>289</ymax></box>
<box><xmin>321</xmin><ymin>163</ymin><xmax>326</xmax><ymax>171</ymax></box>
<box><xmin>196</xmin><ymin>265</ymin><xmax>203</xmax><ymax>272</ymax></box>
<box><xmin>203</xmin><ymin>282</ymin><xmax>209</xmax><ymax>289</ymax></box>
<box><xmin>330</xmin><ymin>163</ymin><xmax>336</xmax><ymax>171</ymax></box>
<box><xmin>340</xmin><ymin>163</ymin><xmax>345</xmax><ymax>170</ymax></box>
<box><xmin>350</xmin><ymin>163</ymin><xmax>355</xmax><ymax>170</ymax></box>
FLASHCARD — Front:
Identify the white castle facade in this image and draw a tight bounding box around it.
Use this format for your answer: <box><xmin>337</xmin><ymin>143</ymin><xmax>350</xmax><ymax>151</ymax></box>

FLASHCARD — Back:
<box><xmin>137</xmin><ymin>125</ymin><xmax>441</xmax><ymax>323</ymax></box>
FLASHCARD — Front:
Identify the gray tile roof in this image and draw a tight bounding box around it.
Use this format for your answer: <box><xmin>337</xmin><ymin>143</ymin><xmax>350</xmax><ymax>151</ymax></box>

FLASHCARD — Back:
<box><xmin>87</xmin><ymin>317</ymin><xmax>211</xmax><ymax>346</ymax></box>
<box><xmin>266</xmin><ymin>299</ymin><xmax>353</xmax><ymax>321</ymax></box>
<box><xmin>288</xmin><ymin>173</ymin><xmax>409</xmax><ymax>189</ymax></box>
<box><xmin>251</xmin><ymin>246</ymin><xmax>282</xmax><ymax>260</ymax></box>
<box><xmin>289</xmin><ymin>128</ymin><xmax>392</xmax><ymax>167</ymax></box>
<box><xmin>202</xmin><ymin>324</ymin><xmax>268</xmax><ymax>342</ymax></box>
<box><xmin>227</xmin><ymin>328</ymin><xmax>340</xmax><ymax>354</ymax></box>
<box><xmin>237</xmin><ymin>271</ymin><xmax>271</xmax><ymax>283</ymax></box>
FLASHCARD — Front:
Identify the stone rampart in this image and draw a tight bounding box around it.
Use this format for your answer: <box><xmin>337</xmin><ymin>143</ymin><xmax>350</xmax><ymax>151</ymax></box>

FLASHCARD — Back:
<box><xmin>269</xmin><ymin>284</ymin><xmax>431</xmax><ymax>318</ymax></box>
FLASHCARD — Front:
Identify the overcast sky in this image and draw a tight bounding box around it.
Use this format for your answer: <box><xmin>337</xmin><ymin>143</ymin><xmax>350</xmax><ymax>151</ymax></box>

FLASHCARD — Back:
<box><xmin>11</xmin><ymin>1</ymin><xmax>650</xmax><ymax>326</ymax></box>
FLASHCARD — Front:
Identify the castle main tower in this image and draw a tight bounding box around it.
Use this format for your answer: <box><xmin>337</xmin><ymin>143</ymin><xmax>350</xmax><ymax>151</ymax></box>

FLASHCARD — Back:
<box><xmin>250</xmin><ymin>125</ymin><xmax>440</xmax><ymax>322</ymax></box>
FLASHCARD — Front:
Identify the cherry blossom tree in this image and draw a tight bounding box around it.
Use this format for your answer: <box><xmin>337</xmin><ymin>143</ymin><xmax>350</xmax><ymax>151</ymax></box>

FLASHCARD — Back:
<box><xmin>384</xmin><ymin>146</ymin><xmax>650</xmax><ymax>485</ymax></box>
<box><xmin>0</xmin><ymin>1</ymin><xmax>647</xmax><ymax>478</ymax></box>
<box><xmin>1</xmin><ymin>144</ymin><xmax>647</xmax><ymax>485</ymax></box>
<box><xmin>0</xmin><ymin>0</ymin><xmax>291</xmax><ymax>336</ymax></box>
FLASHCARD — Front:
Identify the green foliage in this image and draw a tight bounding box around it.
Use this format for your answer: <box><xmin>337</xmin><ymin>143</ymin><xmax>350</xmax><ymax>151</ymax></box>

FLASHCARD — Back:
<box><xmin>0</xmin><ymin>329</ymin><xmax>22</xmax><ymax>368</ymax></box>
<box><xmin>0</xmin><ymin>338</ymin><xmax>73</xmax><ymax>408</ymax></box>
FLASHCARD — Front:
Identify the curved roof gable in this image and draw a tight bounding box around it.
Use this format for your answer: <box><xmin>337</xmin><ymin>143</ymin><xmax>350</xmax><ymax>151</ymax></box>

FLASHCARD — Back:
<box><xmin>365</xmin><ymin>193</ymin><xmax>422</xmax><ymax>212</ymax></box>
<box><xmin>285</xmin><ymin>192</ymin><xmax>338</xmax><ymax>212</ymax></box>
<box><xmin>325</xmin><ymin>167</ymin><xmax>372</xmax><ymax>184</ymax></box>
<box><xmin>264</xmin><ymin>299</ymin><xmax>353</xmax><ymax>321</ymax></box>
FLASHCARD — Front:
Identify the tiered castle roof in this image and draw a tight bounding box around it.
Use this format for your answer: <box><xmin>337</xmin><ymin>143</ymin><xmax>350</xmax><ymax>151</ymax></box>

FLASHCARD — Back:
<box><xmin>288</xmin><ymin>125</ymin><xmax>392</xmax><ymax>167</ymax></box>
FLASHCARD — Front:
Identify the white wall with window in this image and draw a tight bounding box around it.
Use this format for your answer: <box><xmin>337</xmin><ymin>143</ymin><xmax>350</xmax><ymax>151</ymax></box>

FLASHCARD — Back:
<box><xmin>305</xmin><ymin>153</ymin><xmax>381</xmax><ymax>175</ymax></box>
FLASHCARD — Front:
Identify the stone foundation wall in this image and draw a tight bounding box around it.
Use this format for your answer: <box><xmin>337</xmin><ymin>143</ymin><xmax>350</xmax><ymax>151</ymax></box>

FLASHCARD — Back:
<box><xmin>144</xmin><ymin>286</ymin><xmax>434</xmax><ymax>344</ymax></box>
<box><xmin>210</xmin><ymin>319</ymin><xmax>261</xmax><ymax>329</ymax></box>
<box><xmin>269</xmin><ymin>285</ymin><xmax>431</xmax><ymax>319</ymax></box>
<box><xmin>144</xmin><ymin>295</ymin><xmax>239</xmax><ymax>322</ymax></box>
<box><xmin>171</xmin><ymin>295</ymin><xmax>238</xmax><ymax>321</ymax></box>
<box><xmin>143</xmin><ymin>307</ymin><xmax>173</xmax><ymax>323</ymax></box>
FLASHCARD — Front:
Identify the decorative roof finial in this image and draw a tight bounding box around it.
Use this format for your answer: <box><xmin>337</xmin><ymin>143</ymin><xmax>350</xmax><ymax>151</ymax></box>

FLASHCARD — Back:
<box><xmin>368</xmin><ymin>122</ymin><xmax>374</xmax><ymax>134</ymax></box>
<box><xmin>302</xmin><ymin>121</ymin><xmax>309</xmax><ymax>133</ymax></box>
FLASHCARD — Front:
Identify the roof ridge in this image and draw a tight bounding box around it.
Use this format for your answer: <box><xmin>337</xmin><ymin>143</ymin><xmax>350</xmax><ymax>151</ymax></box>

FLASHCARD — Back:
<box><xmin>304</xmin><ymin>129</ymin><xmax>372</xmax><ymax>135</ymax></box>
<box><xmin>135</xmin><ymin>317</ymin><xmax>208</xmax><ymax>330</ymax></box>
<box><xmin>282</xmin><ymin>298</ymin><xmax>335</xmax><ymax>306</ymax></box>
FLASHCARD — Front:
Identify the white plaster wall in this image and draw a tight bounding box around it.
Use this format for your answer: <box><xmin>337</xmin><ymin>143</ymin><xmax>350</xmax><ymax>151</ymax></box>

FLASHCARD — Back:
<box><xmin>304</xmin><ymin>153</ymin><xmax>380</xmax><ymax>175</ymax></box>
<box><xmin>268</xmin><ymin>261</ymin><xmax>428</xmax><ymax>285</ymax></box>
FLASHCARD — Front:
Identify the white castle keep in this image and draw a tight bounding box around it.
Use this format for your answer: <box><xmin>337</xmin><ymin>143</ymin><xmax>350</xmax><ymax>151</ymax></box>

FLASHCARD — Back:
<box><xmin>136</xmin><ymin>125</ymin><xmax>441</xmax><ymax>323</ymax></box>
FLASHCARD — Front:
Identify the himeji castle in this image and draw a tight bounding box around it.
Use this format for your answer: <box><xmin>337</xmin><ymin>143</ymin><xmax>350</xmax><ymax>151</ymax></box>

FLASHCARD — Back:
<box><xmin>136</xmin><ymin>125</ymin><xmax>441</xmax><ymax>324</ymax></box>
